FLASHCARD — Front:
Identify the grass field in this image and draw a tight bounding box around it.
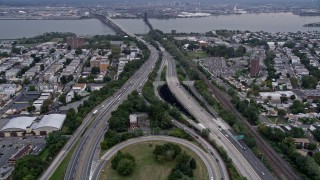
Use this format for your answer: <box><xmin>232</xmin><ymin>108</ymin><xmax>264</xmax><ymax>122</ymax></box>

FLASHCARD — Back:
<box><xmin>50</xmin><ymin>140</ymin><xmax>80</xmax><ymax>180</ymax></box>
<box><xmin>99</xmin><ymin>141</ymin><xmax>208</xmax><ymax>180</ymax></box>
<box><xmin>187</xmin><ymin>51</ymin><xmax>208</xmax><ymax>59</ymax></box>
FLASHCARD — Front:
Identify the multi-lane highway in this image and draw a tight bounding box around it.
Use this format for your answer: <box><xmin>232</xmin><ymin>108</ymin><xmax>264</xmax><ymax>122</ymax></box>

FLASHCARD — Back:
<box><xmin>40</xmin><ymin>43</ymin><xmax>159</xmax><ymax>180</ymax></box>
<box><xmin>64</xmin><ymin>44</ymin><xmax>159</xmax><ymax>180</ymax></box>
<box><xmin>164</xmin><ymin>49</ymin><xmax>274</xmax><ymax>180</ymax></box>
<box><xmin>91</xmin><ymin>136</ymin><xmax>219</xmax><ymax>180</ymax></box>
<box><xmin>171</xmin><ymin>120</ymin><xmax>229</xmax><ymax>180</ymax></box>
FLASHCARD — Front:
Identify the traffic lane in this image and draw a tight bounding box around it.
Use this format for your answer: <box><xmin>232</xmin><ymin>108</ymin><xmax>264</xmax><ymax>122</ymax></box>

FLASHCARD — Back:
<box><xmin>70</xmin><ymin>48</ymin><xmax>159</xmax><ymax>179</ymax></box>
<box><xmin>171</xmin><ymin>120</ymin><xmax>229</xmax><ymax>180</ymax></box>
<box><xmin>93</xmin><ymin>136</ymin><xmax>215</xmax><ymax>180</ymax></box>
<box><xmin>166</xmin><ymin>55</ymin><xmax>261</xmax><ymax>179</ymax></box>
<box><xmin>221</xmin><ymin>129</ymin><xmax>274</xmax><ymax>180</ymax></box>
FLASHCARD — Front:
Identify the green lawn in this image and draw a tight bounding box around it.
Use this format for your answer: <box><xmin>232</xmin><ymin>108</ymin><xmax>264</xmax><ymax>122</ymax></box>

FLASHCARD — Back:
<box><xmin>51</xmin><ymin>38</ymin><xmax>64</xmax><ymax>42</ymax></box>
<box><xmin>100</xmin><ymin>141</ymin><xmax>208</xmax><ymax>180</ymax></box>
<box><xmin>50</xmin><ymin>140</ymin><xmax>80</xmax><ymax>180</ymax></box>
<box><xmin>187</xmin><ymin>51</ymin><xmax>208</xmax><ymax>59</ymax></box>
<box><xmin>20</xmin><ymin>44</ymin><xmax>36</xmax><ymax>48</ymax></box>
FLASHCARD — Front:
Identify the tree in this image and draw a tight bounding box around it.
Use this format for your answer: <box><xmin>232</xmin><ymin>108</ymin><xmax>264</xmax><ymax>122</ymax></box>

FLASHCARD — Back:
<box><xmin>314</xmin><ymin>152</ymin><xmax>320</xmax><ymax>165</ymax></box>
<box><xmin>116</xmin><ymin>158</ymin><xmax>135</xmax><ymax>176</ymax></box>
<box><xmin>91</xmin><ymin>67</ymin><xmax>100</xmax><ymax>75</ymax></box>
<box><xmin>201</xmin><ymin>128</ymin><xmax>210</xmax><ymax>138</ymax></box>
<box><xmin>290</xmin><ymin>100</ymin><xmax>305</xmax><ymax>114</ymax></box>
<box><xmin>65</xmin><ymin>58</ymin><xmax>72</xmax><ymax>65</ymax></box>
<box><xmin>278</xmin><ymin>109</ymin><xmax>287</xmax><ymax>118</ymax></box>
<box><xmin>27</xmin><ymin>105</ymin><xmax>36</xmax><ymax>113</ymax></box>
<box><xmin>13</xmin><ymin>155</ymin><xmax>44</xmax><ymax>180</ymax></box>
<box><xmin>103</xmin><ymin>76</ymin><xmax>111</xmax><ymax>82</ymax></box>
<box><xmin>280</xmin><ymin>96</ymin><xmax>288</xmax><ymax>103</ymax></box>
<box><xmin>78</xmin><ymin>77</ymin><xmax>87</xmax><ymax>83</ymax></box>
<box><xmin>153</xmin><ymin>145</ymin><xmax>164</xmax><ymax>159</ymax></box>
<box><xmin>112</xmin><ymin>151</ymin><xmax>124</xmax><ymax>169</ymax></box>
<box><xmin>308</xmin><ymin>143</ymin><xmax>317</xmax><ymax>151</ymax></box>
<box><xmin>190</xmin><ymin>158</ymin><xmax>196</xmax><ymax>169</ymax></box>
<box><xmin>312</xmin><ymin>129</ymin><xmax>320</xmax><ymax>141</ymax></box>
<box><xmin>28</xmin><ymin>85</ymin><xmax>36</xmax><ymax>91</ymax></box>
<box><xmin>75</xmin><ymin>48</ymin><xmax>82</xmax><ymax>55</ymax></box>
<box><xmin>67</xmin><ymin>74</ymin><xmax>74</xmax><ymax>82</ymax></box>
<box><xmin>11</xmin><ymin>47</ymin><xmax>21</xmax><ymax>54</ymax></box>
<box><xmin>41</xmin><ymin>99</ymin><xmax>53</xmax><ymax>114</ymax></box>
<box><xmin>50</xmin><ymin>48</ymin><xmax>56</xmax><ymax>54</ymax></box>
<box><xmin>60</xmin><ymin>75</ymin><xmax>67</xmax><ymax>84</ymax></box>
<box><xmin>290</xmin><ymin>95</ymin><xmax>296</xmax><ymax>100</ymax></box>
<box><xmin>59</xmin><ymin>94</ymin><xmax>66</xmax><ymax>104</ymax></box>
<box><xmin>288</xmin><ymin>127</ymin><xmax>305</xmax><ymax>138</ymax></box>
<box><xmin>301</xmin><ymin>75</ymin><xmax>318</xmax><ymax>89</ymax></box>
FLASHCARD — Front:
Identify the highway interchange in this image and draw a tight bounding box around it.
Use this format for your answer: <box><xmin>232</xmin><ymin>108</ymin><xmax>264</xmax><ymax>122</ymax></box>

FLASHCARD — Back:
<box><xmin>41</xmin><ymin>17</ymin><xmax>274</xmax><ymax>180</ymax></box>
<box><xmin>64</xmin><ymin>44</ymin><xmax>159</xmax><ymax>180</ymax></box>
<box><xmin>164</xmin><ymin>49</ymin><xmax>274</xmax><ymax>180</ymax></box>
<box><xmin>92</xmin><ymin>136</ymin><xmax>220</xmax><ymax>180</ymax></box>
<box><xmin>40</xmin><ymin>41</ymin><xmax>159</xmax><ymax>179</ymax></box>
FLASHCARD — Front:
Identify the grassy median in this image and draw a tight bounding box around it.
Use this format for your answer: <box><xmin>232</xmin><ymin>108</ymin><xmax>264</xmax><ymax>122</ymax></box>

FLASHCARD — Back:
<box><xmin>100</xmin><ymin>141</ymin><xmax>208</xmax><ymax>180</ymax></box>
<box><xmin>49</xmin><ymin>140</ymin><xmax>80</xmax><ymax>180</ymax></box>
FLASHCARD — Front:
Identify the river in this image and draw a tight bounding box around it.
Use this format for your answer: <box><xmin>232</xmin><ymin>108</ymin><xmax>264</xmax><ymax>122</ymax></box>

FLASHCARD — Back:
<box><xmin>0</xmin><ymin>19</ymin><xmax>115</xmax><ymax>39</ymax></box>
<box><xmin>116</xmin><ymin>12</ymin><xmax>320</xmax><ymax>34</ymax></box>
<box><xmin>0</xmin><ymin>12</ymin><xmax>319</xmax><ymax>39</ymax></box>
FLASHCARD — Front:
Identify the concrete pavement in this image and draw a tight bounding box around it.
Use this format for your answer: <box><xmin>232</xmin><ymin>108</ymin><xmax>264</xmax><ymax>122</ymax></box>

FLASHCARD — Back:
<box><xmin>164</xmin><ymin>49</ymin><xmax>273</xmax><ymax>180</ymax></box>
<box><xmin>64</xmin><ymin>44</ymin><xmax>159</xmax><ymax>180</ymax></box>
<box><xmin>40</xmin><ymin>43</ymin><xmax>159</xmax><ymax>180</ymax></box>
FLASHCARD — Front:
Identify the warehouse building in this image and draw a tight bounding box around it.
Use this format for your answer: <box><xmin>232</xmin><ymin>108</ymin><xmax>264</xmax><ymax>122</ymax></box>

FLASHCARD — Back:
<box><xmin>0</xmin><ymin>117</ymin><xmax>36</xmax><ymax>137</ymax></box>
<box><xmin>33</xmin><ymin>114</ymin><xmax>66</xmax><ymax>136</ymax></box>
<box><xmin>0</xmin><ymin>114</ymin><xmax>66</xmax><ymax>137</ymax></box>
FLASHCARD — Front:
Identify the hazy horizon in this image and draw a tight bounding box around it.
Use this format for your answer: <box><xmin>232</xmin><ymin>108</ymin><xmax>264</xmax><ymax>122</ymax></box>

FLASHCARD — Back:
<box><xmin>0</xmin><ymin>0</ymin><xmax>318</xmax><ymax>7</ymax></box>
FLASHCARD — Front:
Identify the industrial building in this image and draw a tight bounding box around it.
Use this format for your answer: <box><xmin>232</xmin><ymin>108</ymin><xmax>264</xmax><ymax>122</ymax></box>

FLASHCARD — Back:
<box><xmin>0</xmin><ymin>114</ymin><xmax>66</xmax><ymax>137</ymax></box>
<box><xmin>32</xmin><ymin>114</ymin><xmax>66</xmax><ymax>135</ymax></box>
<box><xmin>0</xmin><ymin>117</ymin><xmax>36</xmax><ymax>137</ymax></box>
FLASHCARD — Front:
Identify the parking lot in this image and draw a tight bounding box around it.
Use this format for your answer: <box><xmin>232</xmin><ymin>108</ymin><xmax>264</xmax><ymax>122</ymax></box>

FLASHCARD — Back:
<box><xmin>0</xmin><ymin>136</ymin><xmax>46</xmax><ymax>168</ymax></box>
<box><xmin>199</xmin><ymin>57</ymin><xmax>247</xmax><ymax>77</ymax></box>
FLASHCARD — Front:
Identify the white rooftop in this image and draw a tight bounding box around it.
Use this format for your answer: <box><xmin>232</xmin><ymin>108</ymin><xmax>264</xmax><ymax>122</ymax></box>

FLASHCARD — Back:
<box><xmin>1</xmin><ymin>117</ymin><xmax>36</xmax><ymax>131</ymax></box>
<box><xmin>35</xmin><ymin>114</ymin><xmax>66</xmax><ymax>130</ymax></box>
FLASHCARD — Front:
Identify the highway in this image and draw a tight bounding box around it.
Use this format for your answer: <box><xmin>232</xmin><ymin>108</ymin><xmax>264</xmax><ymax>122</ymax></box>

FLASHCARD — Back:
<box><xmin>64</xmin><ymin>43</ymin><xmax>159</xmax><ymax>180</ymax></box>
<box><xmin>171</xmin><ymin>120</ymin><xmax>229</xmax><ymax>180</ymax></box>
<box><xmin>40</xmin><ymin>43</ymin><xmax>158</xmax><ymax>180</ymax></box>
<box><xmin>164</xmin><ymin>49</ymin><xmax>274</xmax><ymax>180</ymax></box>
<box><xmin>91</xmin><ymin>136</ymin><xmax>219</xmax><ymax>180</ymax></box>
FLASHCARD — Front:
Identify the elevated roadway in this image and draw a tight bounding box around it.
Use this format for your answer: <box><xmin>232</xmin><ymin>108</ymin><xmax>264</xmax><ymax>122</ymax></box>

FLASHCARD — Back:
<box><xmin>164</xmin><ymin>49</ymin><xmax>273</xmax><ymax>180</ymax></box>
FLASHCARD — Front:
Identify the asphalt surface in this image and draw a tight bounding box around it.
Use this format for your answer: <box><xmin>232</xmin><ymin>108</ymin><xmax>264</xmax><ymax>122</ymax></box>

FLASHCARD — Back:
<box><xmin>0</xmin><ymin>136</ymin><xmax>46</xmax><ymax>167</ymax></box>
<box><xmin>164</xmin><ymin>49</ymin><xmax>274</xmax><ymax>180</ymax></box>
<box><xmin>91</xmin><ymin>136</ymin><xmax>219</xmax><ymax>180</ymax></box>
<box><xmin>39</xmin><ymin>19</ymin><xmax>155</xmax><ymax>180</ymax></box>
<box><xmin>171</xmin><ymin>120</ymin><xmax>229</xmax><ymax>180</ymax></box>
<box><xmin>64</xmin><ymin>44</ymin><xmax>159</xmax><ymax>180</ymax></box>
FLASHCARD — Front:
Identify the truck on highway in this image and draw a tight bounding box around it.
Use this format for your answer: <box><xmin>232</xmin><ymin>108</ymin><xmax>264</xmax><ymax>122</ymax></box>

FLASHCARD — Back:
<box><xmin>197</xmin><ymin>123</ymin><xmax>206</xmax><ymax>130</ymax></box>
<box><xmin>92</xmin><ymin>110</ymin><xmax>98</xmax><ymax>115</ymax></box>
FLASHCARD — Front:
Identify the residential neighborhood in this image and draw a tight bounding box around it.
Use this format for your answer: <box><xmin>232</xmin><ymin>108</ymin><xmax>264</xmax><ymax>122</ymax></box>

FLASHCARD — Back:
<box><xmin>0</xmin><ymin>33</ymin><xmax>143</xmax><ymax>178</ymax></box>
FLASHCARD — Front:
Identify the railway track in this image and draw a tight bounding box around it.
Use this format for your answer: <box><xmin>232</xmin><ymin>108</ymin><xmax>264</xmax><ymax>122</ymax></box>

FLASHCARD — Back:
<box><xmin>186</xmin><ymin>60</ymin><xmax>301</xmax><ymax>180</ymax></box>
